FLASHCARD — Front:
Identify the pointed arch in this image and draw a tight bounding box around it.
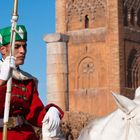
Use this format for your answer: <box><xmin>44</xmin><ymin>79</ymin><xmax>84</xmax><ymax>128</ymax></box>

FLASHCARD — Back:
<box><xmin>77</xmin><ymin>56</ymin><xmax>94</xmax><ymax>89</ymax></box>
<box><xmin>126</xmin><ymin>49</ymin><xmax>140</xmax><ymax>88</ymax></box>
<box><xmin>130</xmin><ymin>8</ymin><xmax>135</xmax><ymax>26</ymax></box>
<box><xmin>124</xmin><ymin>6</ymin><xmax>128</xmax><ymax>26</ymax></box>
<box><xmin>137</xmin><ymin>9</ymin><xmax>140</xmax><ymax>27</ymax></box>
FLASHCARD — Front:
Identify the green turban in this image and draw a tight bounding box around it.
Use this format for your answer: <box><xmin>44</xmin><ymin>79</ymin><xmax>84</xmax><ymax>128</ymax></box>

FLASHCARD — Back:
<box><xmin>0</xmin><ymin>25</ymin><xmax>27</xmax><ymax>46</ymax></box>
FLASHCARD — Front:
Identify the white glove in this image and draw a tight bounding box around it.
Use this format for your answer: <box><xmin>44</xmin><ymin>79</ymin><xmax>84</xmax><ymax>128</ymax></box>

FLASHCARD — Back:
<box><xmin>0</xmin><ymin>56</ymin><xmax>16</xmax><ymax>80</ymax></box>
<box><xmin>42</xmin><ymin>107</ymin><xmax>60</xmax><ymax>139</ymax></box>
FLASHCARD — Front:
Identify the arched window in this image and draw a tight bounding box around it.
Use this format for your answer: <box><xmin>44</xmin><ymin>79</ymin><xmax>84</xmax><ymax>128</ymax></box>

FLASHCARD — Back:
<box><xmin>126</xmin><ymin>49</ymin><xmax>140</xmax><ymax>89</ymax></box>
<box><xmin>124</xmin><ymin>6</ymin><xmax>128</xmax><ymax>26</ymax></box>
<box><xmin>130</xmin><ymin>8</ymin><xmax>135</xmax><ymax>26</ymax></box>
<box><xmin>85</xmin><ymin>15</ymin><xmax>89</xmax><ymax>28</ymax></box>
<box><xmin>137</xmin><ymin>9</ymin><xmax>140</xmax><ymax>27</ymax></box>
<box><xmin>77</xmin><ymin>57</ymin><xmax>94</xmax><ymax>89</ymax></box>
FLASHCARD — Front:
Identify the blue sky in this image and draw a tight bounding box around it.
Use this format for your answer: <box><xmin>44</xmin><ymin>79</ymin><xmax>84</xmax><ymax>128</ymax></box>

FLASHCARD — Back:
<box><xmin>0</xmin><ymin>0</ymin><xmax>56</xmax><ymax>104</ymax></box>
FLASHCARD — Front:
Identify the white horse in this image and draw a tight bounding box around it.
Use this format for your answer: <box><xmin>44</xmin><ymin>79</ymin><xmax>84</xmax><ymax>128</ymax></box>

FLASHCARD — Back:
<box><xmin>78</xmin><ymin>87</ymin><xmax>140</xmax><ymax>140</ymax></box>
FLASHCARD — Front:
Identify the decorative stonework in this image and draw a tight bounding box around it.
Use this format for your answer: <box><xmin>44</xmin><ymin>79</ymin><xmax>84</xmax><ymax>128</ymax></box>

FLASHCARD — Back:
<box><xmin>69</xmin><ymin>45</ymin><xmax>94</xmax><ymax>70</ymax></box>
<box><xmin>126</xmin><ymin>48</ymin><xmax>140</xmax><ymax>89</ymax></box>
<box><xmin>123</xmin><ymin>0</ymin><xmax>140</xmax><ymax>28</ymax></box>
<box><xmin>124</xmin><ymin>40</ymin><xmax>140</xmax><ymax>90</ymax></box>
<box><xmin>66</xmin><ymin>0</ymin><xmax>106</xmax><ymax>19</ymax></box>
<box><xmin>124</xmin><ymin>0</ymin><xmax>140</xmax><ymax>11</ymax></box>
<box><xmin>82</xmin><ymin>61</ymin><xmax>94</xmax><ymax>74</ymax></box>
<box><xmin>66</xmin><ymin>0</ymin><xmax>106</xmax><ymax>28</ymax></box>
<box><xmin>68</xmin><ymin>45</ymin><xmax>100</xmax><ymax>90</ymax></box>
<box><xmin>77</xmin><ymin>57</ymin><xmax>94</xmax><ymax>89</ymax></box>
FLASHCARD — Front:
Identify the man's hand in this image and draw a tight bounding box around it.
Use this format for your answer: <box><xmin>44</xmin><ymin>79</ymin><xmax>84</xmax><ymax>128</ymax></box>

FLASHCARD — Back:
<box><xmin>0</xmin><ymin>56</ymin><xmax>16</xmax><ymax>81</ymax></box>
<box><xmin>42</xmin><ymin>107</ymin><xmax>60</xmax><ymax>138</ymax></box>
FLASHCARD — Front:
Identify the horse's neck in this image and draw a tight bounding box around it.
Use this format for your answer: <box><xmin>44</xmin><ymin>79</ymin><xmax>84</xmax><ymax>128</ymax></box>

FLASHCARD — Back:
<box><xmin>88</xmin><ymin>110</ymin><xmax>122</xmax><ymax>133</ymax></box>
<box><xmin>98</xmin><ymin>109</ymin><xmax>122</xmax><ymax>124</ymax></box>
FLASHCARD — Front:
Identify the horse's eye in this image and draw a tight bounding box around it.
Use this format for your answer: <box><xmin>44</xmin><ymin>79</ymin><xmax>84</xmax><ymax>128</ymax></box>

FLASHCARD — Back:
<box><xmin>122</xmin><ymin>117</ymin><xmax>125</xmax><ymax>120</ymax></box>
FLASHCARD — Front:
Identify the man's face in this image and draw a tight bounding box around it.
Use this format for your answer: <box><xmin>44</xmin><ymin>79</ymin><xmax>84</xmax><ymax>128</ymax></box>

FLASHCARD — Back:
<box><xmin>0</xmin><ymin>40</ymin><xmax>27</xmax><ymax>66</ymax></box>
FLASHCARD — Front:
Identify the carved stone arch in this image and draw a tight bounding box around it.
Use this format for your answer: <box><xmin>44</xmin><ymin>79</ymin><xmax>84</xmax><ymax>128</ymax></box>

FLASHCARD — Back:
<box><xmin>131</xmin><ymin>52</ymin><xmax>140</xmax><ymax>88</ymax></box>
<box><xmin>127</xmin><ymin>49</ymin><xmax>140</xmax><ymax>89</ymax></box>
<box><xmin>124</xmin><ymin>6</ymin><xmax>128</xmax><ymax>26</ymax></box>
<box><xmin>137</xmin><ymin>8</ymin><xmax>140</xmax><ymax>27</ymax></box>
<box><xmin>75</xmin><ymin>56</ymin><xmax>96</xmax><ymax>89</ymax></box>
<box><xmin>130</xmin><ymin>8</ymin><xmax>135</xmax><ymax>26</ymax></box>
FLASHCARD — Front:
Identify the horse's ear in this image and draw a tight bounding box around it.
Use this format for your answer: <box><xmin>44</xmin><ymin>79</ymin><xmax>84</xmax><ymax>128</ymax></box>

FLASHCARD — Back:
<box><xmin>134</xmin><ymin>87</ymin><xmax>140</xmax><ymax>104</ymax></box>
<box><xmin>135</xmin><ymin>87</ymin><xmax>140</xmax><ymax>98</ymax></box>
<box><xmin>112</xmin><ymin>92</ymin><xmax>136</xmax><ymax>113</ymax></box>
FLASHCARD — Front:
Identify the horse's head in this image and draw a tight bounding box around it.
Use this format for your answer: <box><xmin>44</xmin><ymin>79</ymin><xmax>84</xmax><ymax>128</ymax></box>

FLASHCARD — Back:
<box><xmin>112</xmin><ymin>88</ymin><xmax>140</xmax><ymax>132</ymax></box>
<box><xmin>78</xmin><ymin>88</ymin><xmax>140</xmax><ymax>140</ymax></box>
<box><xmin>112</xmin><ymin>87</ymin><xmax>140</xmax><ymax>114</ymax></box>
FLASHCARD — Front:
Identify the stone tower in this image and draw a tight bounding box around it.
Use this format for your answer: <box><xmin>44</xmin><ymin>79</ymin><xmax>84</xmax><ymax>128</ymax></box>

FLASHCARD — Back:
<box><xmin>44</xmin><ymin>0</ymin><xmax>140</xmax><ymax>117</ymax></box>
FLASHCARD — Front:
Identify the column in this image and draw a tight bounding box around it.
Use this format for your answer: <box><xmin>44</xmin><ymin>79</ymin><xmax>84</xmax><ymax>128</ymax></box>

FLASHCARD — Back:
<box><xmin>44</xmin><ymin>33</ymin><xmax>69</xmax><ymax>111</ymax></box>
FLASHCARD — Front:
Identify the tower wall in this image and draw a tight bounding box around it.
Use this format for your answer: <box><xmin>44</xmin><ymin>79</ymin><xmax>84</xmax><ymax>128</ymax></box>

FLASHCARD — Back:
<box><xmin>53</xmin><ymin>0</ymin><xmax>140</xmax><ymax>117</ymax></box>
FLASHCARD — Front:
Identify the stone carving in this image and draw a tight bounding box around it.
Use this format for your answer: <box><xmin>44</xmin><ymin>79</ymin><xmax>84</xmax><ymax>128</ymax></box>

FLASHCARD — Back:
<box><xmin>78</xmin><ymin>57</ymin><xmax>94</xmax><ymax>88</ymax></box>
<box><xmin>126</xmin><ymin>48</ymin><xmax>140</xmax><ymax>89</ymax></box>
<box><xmin>123</xmin><ymin>0</ymin><xmax>140</xmax><ymax>28</ymax></box>
<box><xmin>68</xmin><ymin>45</ymin><xmax>98</xmax><ymax>89</ymax></box>
<box><xmin>82</xmin><ymin>61</ymin><xmax>94</xmax><ymax>74</ymax></box>
<box><xmin>124</xmin><ymin>0</ymin><xmax>140</xmax><ymax>12</ymax></box>
<box><xmin>124</xmin><ymin>1</ymin><xmax>140</xmax><ymax>89</ymax></box>
<box><xmin>66</xmin><ymin>0</ymin><xmax>106</xmax><ymax>22</ymax></box>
